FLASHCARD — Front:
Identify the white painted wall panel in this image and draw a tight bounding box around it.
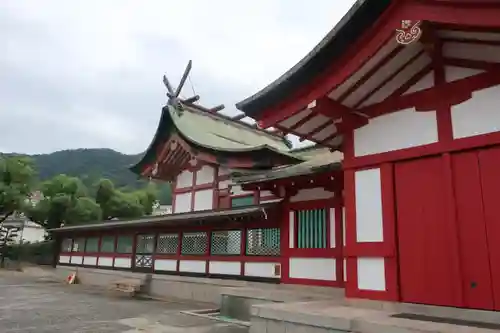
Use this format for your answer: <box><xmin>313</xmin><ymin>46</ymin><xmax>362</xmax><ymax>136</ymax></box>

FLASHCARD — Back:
<box><xmin>196</xmin><ymin>165</ymin><xmax>215</xmax><ymax>185</ymax></box>
<box><xmin>357</xmin><ymin>258</ymin><xmax>386</xmax><ymax>291</ymax></box>
<box><xmin>342</xmin><ymin>207</ymin><xmax>346</xmax><ymax>247</ymax></box>
<box><xmin>176</xmin><ymin>170</ymin><xmax>193</xmax><ymax>188</ymax></box>
<box><xmin>445</xmin><ymin>66</ymin><xmax>484</xmax><ymax>83</ymax></box>
<box><xmin>114</xmin><ymin>257</ymin><xmax>132</xmax><ymax>268</ymax></box>
<box><xmin>174</xmin><ymin>192</ymin><xmax>192</xmax><ymax>213</ymax></box>
<box><xmin>218</xmin><ymin>179</ymin><xmax>230</xmax><ymax>190</ymax></box>
<box><xmin>59</xmin><ymin>255</ymin><xmax>71</xmax><ymax>264</ymax></box>
<box><xmin>451</xmin><ymin>85</ymin><xmax>500</xmax><ymax>139</ymax></box>
<box><xmin>244</xmin><ymin>262</ymin><xmax>280</xmax><ymax>278</ymax></box>
<box><xmin>355</xmin><ymin>169</ymin><xmax>384</xmax><ymax>243</ymax></box>
<box><xmin>289</xmin><ymin>211</ymin><xmax>295</xmax><ymax>249</ymax></box>
<box><xmin>343</xmin><ymin>259</ymin><xmax>347</xmax><ymax>282</ymax></box>
<box><xmin>403</xmin><ymin>72</ymin><xmax>434</xmax><ymax>95</ymax></box>
<box><xmin>154</xmin><ymin>259</ymin><xmax>177</xmax><ymax>271</ymax></box>
<box><xmin>209</xmin><ymin>261</ymin><xmax>241</xmax><ymax>275</ymax></box>
<box><xmin>98</xmin><ymin>257</ymin><xmax>113</xmax><ymax>267</ymax></box>
<box><xmin>329</xmin><ymin>208</ymin><xmax>336</xmax><ymax>248</ymax></box>
<box><xmin>179</xmin><ymin>260</ymin><xmax>206</xmax><ymax>273</ymax></box>
<box><xmin>193</xmin><ymin>189</ymin><xmax>214</xmax><ymax>211</ymax></box>
<box><xmin>83</xmin><ymin>256</ymin><xmax>97</xmax><ymax>266</ymax></box>
<box><xmin>70</xmin><ymin>255</ymin><xmax>83</xmax><ymax>265</ymax></box>
<box><xmin>354</xmin><ymin>108</ymin><xmax>438</xmax><ymax>157</ymax></box>
<box><xmin>289</xmin><ymin>258</ymin><xmax>336</xmax><ymax>281</ymax></box>
<box><xmin>290</xmin><ymin>188</ymin><xmax>334</xmax><ymax>202</ymax></box>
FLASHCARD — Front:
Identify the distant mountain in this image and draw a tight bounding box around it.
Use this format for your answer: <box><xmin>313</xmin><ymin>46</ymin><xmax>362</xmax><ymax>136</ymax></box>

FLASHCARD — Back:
<box><xmin>6</xmin><ymin>148</ymin><xmax>172</xmax><ymax>204</ymax></box>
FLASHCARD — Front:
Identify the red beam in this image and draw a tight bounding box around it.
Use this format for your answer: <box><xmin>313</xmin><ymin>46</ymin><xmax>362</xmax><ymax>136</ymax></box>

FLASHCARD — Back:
<box><xmin>441</xmin><ymin>37</ymin><xmax>500</xmax><ymax>47</ymax></box>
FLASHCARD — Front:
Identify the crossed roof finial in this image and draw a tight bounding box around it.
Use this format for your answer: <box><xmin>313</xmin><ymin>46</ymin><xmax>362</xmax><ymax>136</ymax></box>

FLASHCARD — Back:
<box><xmin>163</xmin><ymin>60</ymin><xmax>193</xmax><ymax>109</ymax></box>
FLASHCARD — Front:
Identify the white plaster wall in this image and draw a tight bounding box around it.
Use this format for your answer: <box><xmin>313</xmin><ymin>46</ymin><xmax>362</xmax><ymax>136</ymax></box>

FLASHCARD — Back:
<box><xmin>290</xmin><ymin>188</ymin><xmax>334</xmax><ymax>202</ymax></box>
<box><xmin>403</xmin><ymin>72</ymin><xmax>434</xmax><ymax>95</ymax></box>
<box><xmin>174</xmin><ymin>192</ymin><xmax>192</xmax><ymax>213</ymax></box>
<box><xmin>289</xmin><ymin>258</ymin><xmax>336</xmax><ymax>281</ymax></box>
<box><xmin>244</xmin><ymin>262</ymin><xmax>281</xmax><ymax>278</ymax></box>
<box><xmin>355</xmin><ymin>169</ymin><xmax>384</xmax><ymax>243</ymax></box>
<box><xmin>451</xmin><ymin>85</ymin><xmax>500</xmax><ymax>139</ymax></box>
<box><xmin>218</xmin><ymin>179</ymin><xmax>230</xmax><ymax>190</ymax></box>
<box><xmin>289</xmin><ymin>211</ymin><xmax>295</xmax><ymax>249</ymax></box>
<box><xmin>176</xmin><ymin>170</ymin><xmax>193</xmax><ymax>188</ymax></box>
<box><xmin>445</xmin><ymin>66</ymin><xmax>484</xmax><ymax>83</ymax></box>
<box><xmin>343</xmin><ymin>259</ymin><xmax>347</xmax><ymax>282</ymax></box>
<box><xmin>98</xmin><ymin>257</ymin><xmax>113</xmax><ymax>267</ymax></box>
<box><xmin>193</xmin><ymin>189</ymin><xmax>214</xmax><ymax>211</ymax></box>
<box><xmin>208</xmin><ymin>261</ymin><xmax>241</xmax><ymax>275</ymax></box>
<box><xmin>342</xmin><ymin>207</ymin><xmax>346</xmax><ymax>247</ymax></box>
<box><xmin>70</xmin><ymin>255</ymin><xmax>83</xmax><ymax>265</ymax></box>
<box><xmin>329</xmin><ymin>208</ymin><xmax>336</xmax><ymax>248</ymax></box>
<box><xmin>357</xmin><ymin>258</ymin><xmax>386</xmax><ymax>291</ymax></box>
<box><xmin>354</xmin><ymin>108</ymin><xmax>438</xmax><ymax>157</ymax></box>
<box><xmin>154</xmin><ymin>259</ymin><xmax>177</xmax><ymax>271</ymax></box>
<box><xmin>59</xmin><ymin>255</ymin><xmax>70</xmax><ymax>264</ymax></box>
<box><xmin>114</xmin><ymin>257</ymin><xmax>132</xmax><ymax>268</ymax></box>
<box><xmin>179</xmin><ymin>260</ymin><xmax>206</xmax><ymax>273</ymax></box>
<box><xmin>83</xmin><ymin>256</ymin><xmax>97</xmax><ymax>266</ymax></box>
<box><xmin>20</xmin><ymin>226</ymin><xmax>46</xmax><ymax>243</ymax></box>
<box><xmin>196</xmin><ymin>165</ymin><xmax>215</xmax><ymax>185</ymax></box>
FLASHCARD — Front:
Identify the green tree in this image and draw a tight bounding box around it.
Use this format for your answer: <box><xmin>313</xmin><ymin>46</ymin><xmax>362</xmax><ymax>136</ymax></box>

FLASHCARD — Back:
<box><xmin>95</xmin><ymin>178</ymin><xmax>157</xmax><ymax>220</ymax></box>
<box><xmin>0</xmin><ymin>156</ymin><xmax>36</xmax><ymax>223</ymax></box>
<box><xmin>25</xmin><ymin>174</ymin><xmax>102</xmax><ymax>230</ymax></box>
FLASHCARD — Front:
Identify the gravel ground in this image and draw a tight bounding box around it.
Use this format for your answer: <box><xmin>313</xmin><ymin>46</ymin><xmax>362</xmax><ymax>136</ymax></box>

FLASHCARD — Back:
<box><xmin>0</xmin><ymin>271</ymin><xmax>248</xmax><ymax>333</ymax></box>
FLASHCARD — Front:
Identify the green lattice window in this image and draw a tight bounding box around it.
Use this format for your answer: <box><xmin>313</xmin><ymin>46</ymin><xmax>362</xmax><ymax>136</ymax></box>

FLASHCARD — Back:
<box><xmin>211</xmin><ymin>230</ymin><xmax>242</xmax><ymax>255</ymax></box>
<box><xmin>296</xmin><ymin>209</ymin><xmax>327</xmax><ymax>249</ymax></box>
<box><xmin>100</xmin><ymin>236</ymin><xmax>115</xmax><ymax>253</ymax></box>
<box><xmin>116</xmin><ymin>235</ymin><xmax>133</xmax><ymax>254</ymax></box>
<box><xmin>85</xmin><ymin>237</ymin><xmax>99</xmax><ymax>252</ymax></box>
<box><xmin>246</xmin><ymin>228</ymin><xmax>280</xmax><ymax>256</ymax></box>
<box><xmin>181</xmin><ymin>232</ymin><xmax>208</xmax><ymax>255</ymax></box>
<box><xmin>72</xmin><ymin>238</ymin><xmax>85</xmax><ymax>252</ymax></box>
<box><xmin>231</xmin><ymin>196</ymin><xmax>254</xmax><ymax>207</ymax></box>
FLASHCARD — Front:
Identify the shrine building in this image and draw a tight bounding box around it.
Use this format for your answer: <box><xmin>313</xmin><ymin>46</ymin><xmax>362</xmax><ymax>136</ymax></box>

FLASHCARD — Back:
<box><xmin>236</xmin><ymin>0</ymin><xmax>500</xmax><ymax>311</ymax></box>
<box><xmin>50</xmin><ymin>0</ymin><xmax>500</xmax><ymax>314</ymax></box>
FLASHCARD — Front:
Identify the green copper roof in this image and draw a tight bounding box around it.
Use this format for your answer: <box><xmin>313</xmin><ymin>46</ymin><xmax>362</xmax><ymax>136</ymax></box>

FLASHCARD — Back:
<box><xmin>231</xmin><ymin>148</ymin><xmax>342</xmax><ymax>184</ymax></box>
<box><xmin>169</xmin><ymin>105</ymin><xmax>291</xmax><ymax>152</ymax></box>
<box><xmin>130</xmin><ymin>103</ymin><xmax>300</xmax><ymax>175</ymax></box>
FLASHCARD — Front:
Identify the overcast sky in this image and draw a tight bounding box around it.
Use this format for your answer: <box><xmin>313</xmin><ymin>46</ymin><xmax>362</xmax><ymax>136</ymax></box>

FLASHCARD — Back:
<box><xmin>1</xmin><ymin>0</ymin><xmax>356</xmax><ymax>155</ymax></box>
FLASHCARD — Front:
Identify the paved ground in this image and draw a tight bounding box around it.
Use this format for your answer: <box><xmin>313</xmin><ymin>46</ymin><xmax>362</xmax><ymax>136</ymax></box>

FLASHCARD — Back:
<box><xmin>0</xmin><ymin>271</ymin><xmax>248</xmax><ymax>333</ymax></box>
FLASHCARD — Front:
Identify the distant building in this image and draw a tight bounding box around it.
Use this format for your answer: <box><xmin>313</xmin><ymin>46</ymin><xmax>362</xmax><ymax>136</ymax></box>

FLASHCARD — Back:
<box><xmin>152</xmin><ymin>204</ymin><xmax>172</xmax><ymax>216</ymax></box>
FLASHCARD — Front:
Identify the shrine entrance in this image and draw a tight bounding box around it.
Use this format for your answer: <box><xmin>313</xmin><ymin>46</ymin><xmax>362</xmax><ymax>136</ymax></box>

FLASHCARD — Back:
<box><xmin>133</xmin><ymin>234</ymin><xmax>155</xmax><ymax>272</ymax></box>
<box><xmin>395</xmin><ymin>147</ymin><xmax>500</xmax><ymax>310</ymax></box>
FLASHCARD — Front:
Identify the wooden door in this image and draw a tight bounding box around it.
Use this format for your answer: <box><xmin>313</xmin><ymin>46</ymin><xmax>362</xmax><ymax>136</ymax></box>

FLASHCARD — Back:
<box><xmin>452</xmin><ymin>151</ymin><xmax>494</xmax><ymax>310</ymax></box>
<box><xmin>477</xmin><ymin>146</ymin><xmax>500</xmax><ymax>310</ymax></box>
<box><xmin>395</xmin><ymin>156</ymin><xmax>461</xmax><ymax>307</ymax></box>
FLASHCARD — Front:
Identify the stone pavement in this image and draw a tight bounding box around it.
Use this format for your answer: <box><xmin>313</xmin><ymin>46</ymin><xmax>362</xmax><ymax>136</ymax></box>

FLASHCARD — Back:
<box><xmin>0</xmin><ymin>271</ymin><xmax>248</xmax><ymax>333</ymax></box>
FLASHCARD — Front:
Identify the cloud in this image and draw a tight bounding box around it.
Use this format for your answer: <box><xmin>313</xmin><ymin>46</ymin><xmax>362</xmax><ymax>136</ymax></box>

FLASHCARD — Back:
<box><xmin>1</xmin><ymin>0</ymin><xmax>356</xmax><ymax>154</ymax></box>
